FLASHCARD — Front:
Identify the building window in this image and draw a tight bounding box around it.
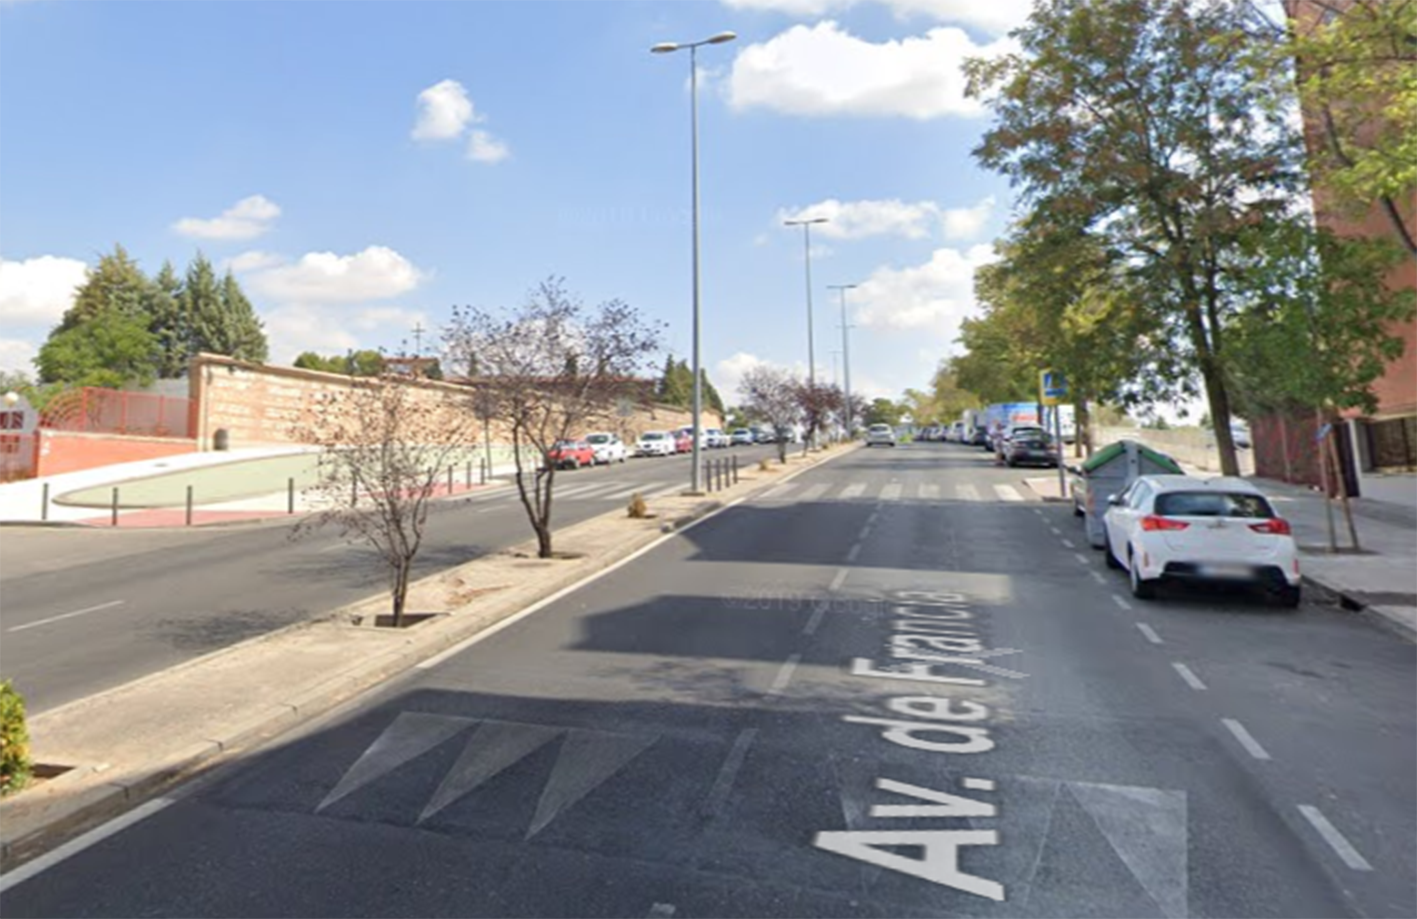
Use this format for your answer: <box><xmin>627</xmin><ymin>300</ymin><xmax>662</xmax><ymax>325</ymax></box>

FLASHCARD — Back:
<box><xmin>1366</xmin><ymin>416</ymin><xmax>1417</xmax><ymax>471</ymax></box>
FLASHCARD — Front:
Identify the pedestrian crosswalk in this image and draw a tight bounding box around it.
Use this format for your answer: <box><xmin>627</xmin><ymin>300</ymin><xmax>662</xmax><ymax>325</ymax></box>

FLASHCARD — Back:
<box><xmin>461</xmin><ymin>477</ymin><xmax>1038</xmax><ymax>507</ymax></box>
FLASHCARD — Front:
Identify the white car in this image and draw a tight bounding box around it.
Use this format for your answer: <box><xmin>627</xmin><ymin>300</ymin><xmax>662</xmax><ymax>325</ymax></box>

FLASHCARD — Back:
<box><xmin>1102</xmin><ymin>475</ymin><xmax>1300</xmax><ymax>607</ymax></box>
<box><xmin>865</xmin><ymin>423</ymin><xmax>897</xmax><ymax>447</ymax></box>
<box><xmin>635</xmin><ymin>431</ymin><xmax>675</xmax><ymax>457</ymax></box>
<box><xmin>584</xmin><ymin>432</ymin><xmax>627</xmax><ymax>464</ymax></box>
<box><xmin>704</xmin><ymin>428</ymin><xmax>729</xmax><ymax>449</ymax></box>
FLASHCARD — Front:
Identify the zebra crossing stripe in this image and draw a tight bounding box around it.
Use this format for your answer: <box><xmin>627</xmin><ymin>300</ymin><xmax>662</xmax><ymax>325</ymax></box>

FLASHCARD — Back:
<box><xmin>880</xmin><ymin>483</ymin><xmax>903</xmax><ymax>500</ymax></box>
<box><xmin>994</xmin><ymin>484</ymin><xmax>1025</xmax><ymax>502</ymax></box>
<box><xmin>956</xmin><ymin>484</ymin><xmax>980</xmax><ymax>501</ymax></box>
<box><xmin>798</xmin><ymin>484</ymin><xmax>829</xmax><ymax>501</ymax></box>
<box><xmin>839</xmin><ymin>483</ymin><xmax>868</xmax><ymax>499</ymax></box>
<box><xmin>760</xmin><ymin>483</ymin><xmax>797</xmax><ymax>499</ymax></box>
<box><xmin>919</xmin><ymin>483</ymin><xmax>941</xmax><ymax>500</ymax></box>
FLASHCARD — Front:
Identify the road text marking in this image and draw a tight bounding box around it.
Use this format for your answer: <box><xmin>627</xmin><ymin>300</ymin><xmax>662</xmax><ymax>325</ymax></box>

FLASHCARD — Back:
<box><xmin>1297</xmin><ymin>805</ymin><xmax>1373</xmax><ymax>871</ymax></box>
<box><xmin>1222</xmin><ymin>719</ymin><xmax>1271</xmax><ymax>761</ymax></box>
<box><xmin>1171</xmin><ymin>662</ymin><xmax>1207</xmax><ymax>690</ymax></box>
<box><xmin>9</xmin><ymin>599</ymin><xmax>126</xmax><ymax>633</ymax></box>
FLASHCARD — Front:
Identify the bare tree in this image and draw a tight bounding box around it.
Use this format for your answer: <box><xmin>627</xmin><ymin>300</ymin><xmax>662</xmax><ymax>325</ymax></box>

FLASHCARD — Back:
<box><xmin>444</xmin><ymin>277</ymin><xmax>662</xmax><ymax>558</ymax></box>
<box><xmin>295</xmin><ymin>374</ymin><xmax>476</xmax><ymax>626</ymax></box>
<box><xmin>741</xmin><ymin>366</ymin><xmax>802</xmax><ymax>464</ymax></box>
<box><xmin>794</xmin><ymin>381</ymin><xmax>844</xmax><ymax>454</ymax></box>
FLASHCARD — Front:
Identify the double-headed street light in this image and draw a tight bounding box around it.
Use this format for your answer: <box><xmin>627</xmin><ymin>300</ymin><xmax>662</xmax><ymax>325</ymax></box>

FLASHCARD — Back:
<box><xmin>783</xmin><ymin>217</ymin><xmax>829</xmax><ymax>394</ymax></box>
<box><xmin>652</xmin><ymin>30</ymin><xmax>736</xmax><ymax>494</ymax></box>
<box><xmin>826</xmin><ymin>283</ymin><xmax>857</xmax><ymax>437</ymax></box>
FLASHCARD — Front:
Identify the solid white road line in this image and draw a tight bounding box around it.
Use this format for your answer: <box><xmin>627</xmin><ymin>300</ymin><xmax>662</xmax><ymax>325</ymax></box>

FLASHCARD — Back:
<box><xmin>994</xmin><ymin>484</ymin><xmax>1024</xmax><ymax>502</ymax></box>
<box><xmin>1136</xmin><ymin>622</ymin><xmax>1163</xmax><ymax>644</ymax></box>
<box><xmin>829</xmin><ymin>568</ymin><xmax>849</xmax><ymax>592</ymax></box>
<box><xmin>768</xmin><ymin>654</ymin><xmax>801</xmax><ymax>695</ymax></box>
<box><xmin>0</xmin><ymin>796</ymin><xmax>175</xmax><ymax>894</ymax></box>
<box><xmin>1061</xmin><ymin>538</ymin><xmax>1076</xmax><ymax>549</ymax></box>
<box><xmin>919</xmin><ymin>483</ymin><xmax>940</xmax><ymax>500</ymax></box>
<box><xmin>1297</xmin><ymin>805</ymin><xmax>1373</xmax><ymax>871</ymax></box>
<box><xmin>839</xmin><ymin>483</ymin><xmax>867</xmax><ymax>499</ymax></box>
<box><xmin>956</xmin><ymin>484</ymin><xmax>981</xmax><ymax>501</ymax></box>
<box><xmin>846</xmin><ymin>543</ymin><xmax>862</xmax><ymax>563</ymax></box>
<box><xmin>8</xmin><ymin>600</ymin><xmax>126</xmax><ymax>633</ymax></box>
<box><xmin>881</xmin><ymin>483</ymin><xmax>903</xmax><ymax>500</ymax></box>
<box><xmin>1112</xmin><ymin>595</ymin><xmax>1133</xmax><ymax>610</ymax></box>
<box><xmin>1090</xmin><ymin>571</ymin><xmax>1107</xmax><ymax>584</ymax></box>
<box><xmin>1222</xmin><ymin>718</ymin><xmax>1272</xmax><ymax>761</ymax></box>
<box><xmin>1172</xmin><ymin>662</ymin><xmax>1207</xmax><ymax>691</ymax></box>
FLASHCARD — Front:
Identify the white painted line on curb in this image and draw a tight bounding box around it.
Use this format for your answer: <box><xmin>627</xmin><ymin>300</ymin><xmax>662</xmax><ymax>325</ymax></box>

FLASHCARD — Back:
<box><xmin>1297</xmin><ymin>805</ymin><xmax>1373</xmax><ymax>871</ymax></box>
<box><xmin>0</xmin><ymin>796</ymin><xmax>175</xmax><ymax>894</ymax></box>
<box><xmin>1112</xmin><ymin>595</ymin><xmax>1133</xmax><ymax>610</ymax></box>
<box><xmin>9</xmin><ymin>599</ymin><xmax>126</xmax><ymax>633</ymax></box>
<box><xmin>846</xmin><ymin>543</ymin><xmax>862</xmax><ymax>563</ymax></box>
<box><xmin>768</xmin><ymin>654</ymin><xmax>801</xmax><ymax>695</ymax></box>
<box><xmin>1222</xmin><ymin>718</ymin><xmax>1272</xmax><ymax>761</ymax></box>
<box><xmin>1090</xmin><ymin>571</ymin><xmax>1107</xmax><ymax>584</ymax></box>
<box><xmin>700</xmin><ymin>728</ymin><xmax>757</xmax><ymax>820</ymax></box>
<box><xmin>1073</xmin><ymin>552</ymin><xmax>1090</xmax><ymax>565</ymax></box>
<box><xmin>1061</xmin><ymin>538</ymin><xmax>1076</xmax><ymax>549</ymax></box>
<box><xmin>1172</xmin><ymin>662</ymin><xmax>1207</xmax><ymax>690</ymax></box>
<box><xmin>829</xmin><ymin>568</ymin><xmax>849</xmax><ymax>592</ymax></box>
<box><xmin>1136</xmin><ymin>622</ymin><xmax>1163</xmax><ymax>644</ymax></box>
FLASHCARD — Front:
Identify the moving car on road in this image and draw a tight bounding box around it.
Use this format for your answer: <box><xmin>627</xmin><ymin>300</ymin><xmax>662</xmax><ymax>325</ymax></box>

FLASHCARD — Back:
<box><xmin>1102</xmin><ymin>475</ymin><xmax>1300</xmax><ymax>606</ymax></box>
<box><xmin>584</xmin><ymin>432</ymin><xmax>627</xmax><ymax>464</ymax></box>
<box><xmin>635</xmin><ymin>431</ymin><xmax>675</xmax><ymax>457</ymax></box>
<box><xmin>546</xmin><ymin>440</ymin><xmax>595</xmax><ymax>470</ymax></box>
<box><xmin>865</xmin><ymin>423</ymin><xmax>897</xmax><ymax>447</ymax></box>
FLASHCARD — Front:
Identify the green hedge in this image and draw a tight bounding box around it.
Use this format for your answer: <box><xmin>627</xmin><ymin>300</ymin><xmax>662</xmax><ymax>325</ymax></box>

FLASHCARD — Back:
<box><xmin>1</xmin><ymin>680</ymin><xmax>32</xmax><ymax>797</ymax></box>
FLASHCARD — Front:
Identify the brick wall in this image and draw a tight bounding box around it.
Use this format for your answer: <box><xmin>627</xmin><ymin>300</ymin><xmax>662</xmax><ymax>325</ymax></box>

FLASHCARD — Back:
<box><xmin>36</xmin><ymin>430</ymin><xmax>198</xmax><ymax>477</ymax></box>
<box><xmin>189</xmin><ymin>354</ymin><xmax>718</xmax><ymax>451</ymax></box>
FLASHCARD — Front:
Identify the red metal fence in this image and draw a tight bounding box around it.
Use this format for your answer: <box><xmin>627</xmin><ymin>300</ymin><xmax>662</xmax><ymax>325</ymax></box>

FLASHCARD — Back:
<box><xmin>39</xmin><ymin>388</ymin><xmax>192</xmax><ymax>439</ymax></box>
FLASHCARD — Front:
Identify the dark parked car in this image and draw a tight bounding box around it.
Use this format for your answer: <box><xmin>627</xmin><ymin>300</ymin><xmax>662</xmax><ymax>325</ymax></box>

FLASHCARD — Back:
<box><xmin>1004</xmin><ymin>433</ymin><xmax>1058</xmax><ymax>467</ymax></box>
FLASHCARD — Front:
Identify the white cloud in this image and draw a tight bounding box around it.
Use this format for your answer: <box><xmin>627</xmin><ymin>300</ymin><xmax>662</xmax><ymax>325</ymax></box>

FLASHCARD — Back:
<box><xmin>717</xmin><ymin>351</ymin><xmax>770</xmax><ymax>403</ymax></box>
<box><xmin>241</xmin><ymin>245</ymin><xmax>424</xmax><ymax>305</ymax></box>
<box><xmin>777</xmin><ymin>195</ymin><xmax>996</xmax><ymax>242</ymax></box>
<box><xmin>854</xmin><ymin>244</ymin><xmax>996</xmax><ymax>336</ymax></box>
<box><xmin>0</xmin><ymin>254</ymin><xmax>87</xmax><ymax>325</ymax></box>
<box><xmin>721</xmin><ymin>0</ymin><xmax>1031</xmax><ymax>35</ymax></box>
<box><xmin>224</xmin><ymin>250</ymin><xmax>284</xmax><ymax>273</ymax></box>
<box><xmin>466</xmin><ymin>129</ymin><xmax>510</xmax><ymax>164</ymax></box>
<box><xmin>0</xmin><ymin>338</ymin><xmax>38</xmax><ymax>376</ymax></box>
<box><xmin>173</xmin><ymin>194</ymin><xmax>281</xmax><ymax>241</ymax></box>
<box><xmin>412</xmin><ymin>79</ymin><xmax>476</xmax><ymax>141</ymax></box>
<box><xmin>941</xmin><ymin>195</ymin><xmax>995</xmax><ymax>240</ymax></box>
<box><xmin>350</xmin><ymin>305</ymin><xmax>427</xmax><ymax>333</ymax></box>
<box><xmin>261</xmin><ymin>304</ymin><xmax>362</xmax><ymax>364</ymax></box>
<box><xmin>726</xmin><ymin>21</ymin><xmax>1014</xmax><ymax>119</ymax></box>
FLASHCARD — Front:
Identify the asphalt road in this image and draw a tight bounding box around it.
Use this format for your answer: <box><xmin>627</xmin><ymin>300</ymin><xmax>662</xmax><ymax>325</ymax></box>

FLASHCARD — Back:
<box><xmin>4</xmin><ymin>442</ymin><xmax>1414</xmax><ymax>917</ymax></box>
<box><xmin>0</xmin><ymin>446</ymin><xmax>776</xmax><ymax>713</ymax></box>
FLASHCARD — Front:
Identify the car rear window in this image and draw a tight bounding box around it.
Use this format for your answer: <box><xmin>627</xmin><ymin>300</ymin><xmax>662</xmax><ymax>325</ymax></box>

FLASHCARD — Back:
<box><xmin>586</xmin><ymin>434</ymin><xmax>609</xmax><ymax>443</ymax></box>
<box><xmin>1154</xmin><ymin>491</ymin><xmax>1274</xmax><ymax>519</ymax></box>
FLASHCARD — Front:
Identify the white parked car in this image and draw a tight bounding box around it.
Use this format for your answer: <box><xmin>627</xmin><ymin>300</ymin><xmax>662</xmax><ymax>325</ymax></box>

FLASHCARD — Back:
<box><xmin>705</xmin><ymin>428</ymin><xmax>729</xmax><ymax>449</ymax></box>
<box><xmin>865</xmin><ymin>423</ymin><xmax>897</xmax><ymax>447</ymax></box>
<box><xmin>584</xmin><ymin>432</ymin><xmax>627</xmax><ymax>464</ymax></box>
<box><xmin>635</xmin><ymin>431</ymin><xmax>675</xmax><ymax>457</ymax></box>
<box><xmin>1102</xmin><ymin>475</ymin><xmax>1300</xmax><ymax>607</ymax></box>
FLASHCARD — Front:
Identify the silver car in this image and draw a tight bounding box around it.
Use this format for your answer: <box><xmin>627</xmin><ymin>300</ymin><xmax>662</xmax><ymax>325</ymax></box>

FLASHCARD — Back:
<box><xmin>865</xmin><ymin>423</ymin><xmax>897</xmax><ymax>447</ymax></box>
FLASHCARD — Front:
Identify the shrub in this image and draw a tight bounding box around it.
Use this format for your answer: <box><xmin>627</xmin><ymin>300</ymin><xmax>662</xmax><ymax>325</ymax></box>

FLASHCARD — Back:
<box><xmin>758</xmin><ymin>459</ymin><xmax>771</xmax><ymax>472</ymax></box>
<box><xmin>627</xmin><ymin>492</ymin><xmax>649</xmax><ymax>519</ymax></box>
<box><xmin>0</xmin><ymin>680</ymin><xmax>32</xmax><ymax>797</ymax></box>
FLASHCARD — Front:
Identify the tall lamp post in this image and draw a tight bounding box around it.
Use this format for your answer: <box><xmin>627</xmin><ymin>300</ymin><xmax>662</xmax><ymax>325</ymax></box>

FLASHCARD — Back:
<box><xmin>784</xmin><ymin>217</ymin><xmax>829</xmax><ymax>391</ymax></box>
<box><xmin>827</xmin><ymin>283</ymin><xmax>857</xmax><ymax>437</ymax></box>
<box><xmin>652</xmin><ymin>30</ymin><xmax>736</xmax><ymax>494</ymax></box>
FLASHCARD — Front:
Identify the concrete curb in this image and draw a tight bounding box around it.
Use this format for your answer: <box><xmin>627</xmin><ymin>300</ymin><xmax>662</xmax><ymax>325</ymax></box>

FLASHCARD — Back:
<box><xmin>0</xmin><ymin>445</ymin><xmax>861</xmax><ymax>870</ymax></box>
<box><xmin>1301</xmin><ymin>576</ymin><xmax>1417</xmax><ymax>643</ymax></box>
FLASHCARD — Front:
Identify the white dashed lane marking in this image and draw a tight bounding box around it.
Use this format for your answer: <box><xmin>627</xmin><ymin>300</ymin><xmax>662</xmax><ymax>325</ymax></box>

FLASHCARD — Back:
<box><xmin>1222</xmin><ymin>718</ymin><xmax>1272</xmax><ymax>761</ymax></box>
<box><xmin>1297</xmin><ymin>805</ymin><xmax>1373</xmax><ymax>871</ymax></box>
<box><xmin>768</xmin><ymin>654</ymin><xmax>801</xmax><ymax>695</ymax></box>
<box><xmin>1171</xmin><ymin>662</ymin><xmax>1207</xmax><ymax>690</ymax></box>
<box><xmin>1090</xmin><ymin>571</ymin><xmax>1107</xmax><ymax>584</ymax></box>
<box><xmin>1136</xmin><ymin>622</ymin><xmax>1163</xmax><ymax>644</ymax></box>
<box><xmin>1112</xmin><ymin>595</ymin><xmax>1133</xmax><ymax>610</ymax></box>
<box><xmin>829</xmin><ymin>568</ymin><xmax>849</xmax><ymax>591</ymax></box>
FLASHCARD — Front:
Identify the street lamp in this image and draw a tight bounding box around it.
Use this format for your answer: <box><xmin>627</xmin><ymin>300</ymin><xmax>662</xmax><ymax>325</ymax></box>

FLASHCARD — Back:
<box><xmin>783</xmin><ymin>216</ymin><xmax>829</xmax><ymax>395</ymax></box>
<box><xmin>827</xmin><ymin>283</ymin><xmax>857</xmax><ymax>437</ymax></box>
<box><xmin>652</xmin><ymin>30</ymin><xmax>737</xmax><ymax>494</ymax></box>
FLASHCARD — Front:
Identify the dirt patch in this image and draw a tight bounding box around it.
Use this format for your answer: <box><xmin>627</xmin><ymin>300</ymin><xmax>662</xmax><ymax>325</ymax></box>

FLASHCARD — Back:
<box><xmin>371</xmin><ymin>612</ymin><xmax>443</xmax><ymax>629</ymax></box>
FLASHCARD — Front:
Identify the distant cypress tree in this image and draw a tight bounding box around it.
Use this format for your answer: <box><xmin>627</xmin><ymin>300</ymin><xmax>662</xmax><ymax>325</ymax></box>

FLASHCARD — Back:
<box><xmin>148</xmin><ymin>260</ymin><xmax>191</xmax><ymax>377</ymax></box>
<box><xmin>59</xmin><ymin>245</ymin><xmax>151</xmax><ymax>332</ymax></box>
<box><xmin>218</xmin><ymin>270</ymin><xmax>269</xmax><ymax>362</ymax></box>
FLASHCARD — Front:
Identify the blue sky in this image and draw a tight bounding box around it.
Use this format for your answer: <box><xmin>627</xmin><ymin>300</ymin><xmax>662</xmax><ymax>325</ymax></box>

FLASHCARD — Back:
<box><xmin>0</xmin><ymin>0</ymin><xmax>1031</xmax><ymax>403</ymax></box>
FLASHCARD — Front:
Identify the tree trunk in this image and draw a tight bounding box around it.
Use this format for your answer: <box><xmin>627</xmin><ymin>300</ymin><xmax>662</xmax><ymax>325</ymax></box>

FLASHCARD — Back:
<box><xmin>1182</xmin><ymin>293</ymin><xmax>1240</xmax><ymax>476</ymax></box>
<box><xmin>1325</xmin><ymin>418</ymin><xmax>1361</xmax><ymax>551</ymax></box>
<box><xmin>391</xmin><ymin>560</ymin><xmax>409</xmax><ymax>628</ymax></box>
<box><xmin>777</xmin><ymin>440</ymin><xmax>788</xmax><ymax>464</ymax></box>
<box><xmin>535</xmin><ymin>523</ymin><xmax>554</xmax><ymax>559</ymax></box>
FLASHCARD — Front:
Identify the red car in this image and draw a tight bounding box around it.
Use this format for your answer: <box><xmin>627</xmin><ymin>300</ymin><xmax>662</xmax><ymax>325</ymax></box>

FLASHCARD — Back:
<box><xmin>546</xmin><ymin>440</ymin><xmax>595</xmax><ymax>470</ymax></box>
<box><xmin>672</xmin><ymin>430</ymin><xmax>693</xmax><ymax>453</ymax></box>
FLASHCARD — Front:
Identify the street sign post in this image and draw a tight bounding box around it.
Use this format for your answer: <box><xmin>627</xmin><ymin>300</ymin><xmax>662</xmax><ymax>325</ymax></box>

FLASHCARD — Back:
<box><xmin>1040</xmin><ymin>370</ymin><xmax>1068</xmax><ymax>495</ymax></box>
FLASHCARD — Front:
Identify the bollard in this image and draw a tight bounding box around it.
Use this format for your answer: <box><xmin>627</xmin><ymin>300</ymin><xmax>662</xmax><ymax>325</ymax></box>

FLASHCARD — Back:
<box><xmin>41</xmin><ymin>482</ymin><xmax>49</xmax><ymax>522</ymax></box>
<box><xmin>466</xmin><ymin>462</ymin><xmax>472</xmax><ymax>488</ymax></box>
<box><xmin>186</xmin><ymin>485</ymin><xmax>194</xmax><ymax>526</ymax></box>
<box><xmin>480</xmin><ymin>457</ymin><xmax>488</xmax><ymax>485</ymax></box>
<box><xmin>111</xmin><ymin>487</ymin><xmax>119</xmax><ymax>527</ymax></box>
<box><xmin>351</xmin><ymin>478</ymin><xmax>358</xmax><ymax>507</ymax></box>
<box><xmin>732</xmin><ymin>453</ymin><xmax>739</xmax><ymax>484</ymax></box>
<box><xmin>448</xmin><ymin>465</ymin><xmax>455</xmax><ymax>496</ymax></box>
<box><xmin>707</xmin><ymin>459</ymin><xmax>715</xmax><ymax>492</ymax></box>
<box><xmin>288</xmin><ymin>477</ymin><xmax>295</xmax><ymax>514</ymax></box>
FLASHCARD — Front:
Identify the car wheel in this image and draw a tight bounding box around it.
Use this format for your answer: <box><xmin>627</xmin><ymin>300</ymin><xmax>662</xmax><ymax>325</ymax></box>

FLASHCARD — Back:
<box><xmin>1271</xmin><ymin>584</ymin><xmax>1301</xmax><ymax>609</ymax></box>
<box><xmin>1128</xmin><ymin>547</ymin><xmax>1156</xmax><ymax>600</ymax></box>
<box><xmin>1104</xmin><ymin>531</ymin><xmax>1123</xmax><ymax>569</ymax></box>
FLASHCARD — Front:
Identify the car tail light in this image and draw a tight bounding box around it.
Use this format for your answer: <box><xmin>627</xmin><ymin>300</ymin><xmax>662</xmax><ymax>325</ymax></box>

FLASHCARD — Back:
<box><xmin>1249</xmin><ymin>518</ymin><xmax>1292</xmax><ymax>536</ymax></box>
<box><xmin>1140</xmin><ymin>515</ymin><xmax>1189</xmax><ymax>531</ymax></box>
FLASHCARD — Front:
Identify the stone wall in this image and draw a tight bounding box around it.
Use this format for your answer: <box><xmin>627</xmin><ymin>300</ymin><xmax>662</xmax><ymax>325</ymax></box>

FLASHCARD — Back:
<box><xmin>189</xmin><ymin>354</ymin><xmax>718</xmax><ymax>451</ymax></box>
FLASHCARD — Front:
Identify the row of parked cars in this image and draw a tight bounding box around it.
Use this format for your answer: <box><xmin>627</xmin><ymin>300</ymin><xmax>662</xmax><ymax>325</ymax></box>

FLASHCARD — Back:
<box><xmin>545</xmin><ymin>426</ymin><xmax>767</xmax><ymax>469</ymax></box>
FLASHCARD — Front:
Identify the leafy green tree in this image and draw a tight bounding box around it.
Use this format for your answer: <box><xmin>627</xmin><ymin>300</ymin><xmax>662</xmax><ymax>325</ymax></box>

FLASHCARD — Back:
<box><xmin>216</xmin><ymin>271</ymin><xmax>269</xmax><ymax>362</ymax></box>
<box><xmin>294</xmin><ymin>352</ymin><xmax>337</xmax><ymax>372</ymax></box>
<box><xmin>965</xmin><ymin>0</ymin><xmax>1307</xmax><ymax>475</ymax></box>
<box><xmin>58</xmin><ymin>245</ymin><xmax>150</xmax><ymax>332</ymax></box>
<box><xmin>862</xmin><ymin>398</ymin><xmax>904</xmax><ymax>428</ymax></box>
<box><xmin>148</xmin><ymin>260</ymin><xmax>190</xmax><ymax>377</ymax></box>
<box><xmin>699</xmin><ymin>368</ymin><xmax>725</xmax><ymax>415</ymax></box>
<box><xmin>181</xmin><ymin>253</ymin><xmax>223</xmax><ymax>357</ymax></box>
<box><xmin>36</xmin><ymin>309</ymin><xmax>157</xmax><ymax>389</ymax></box>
